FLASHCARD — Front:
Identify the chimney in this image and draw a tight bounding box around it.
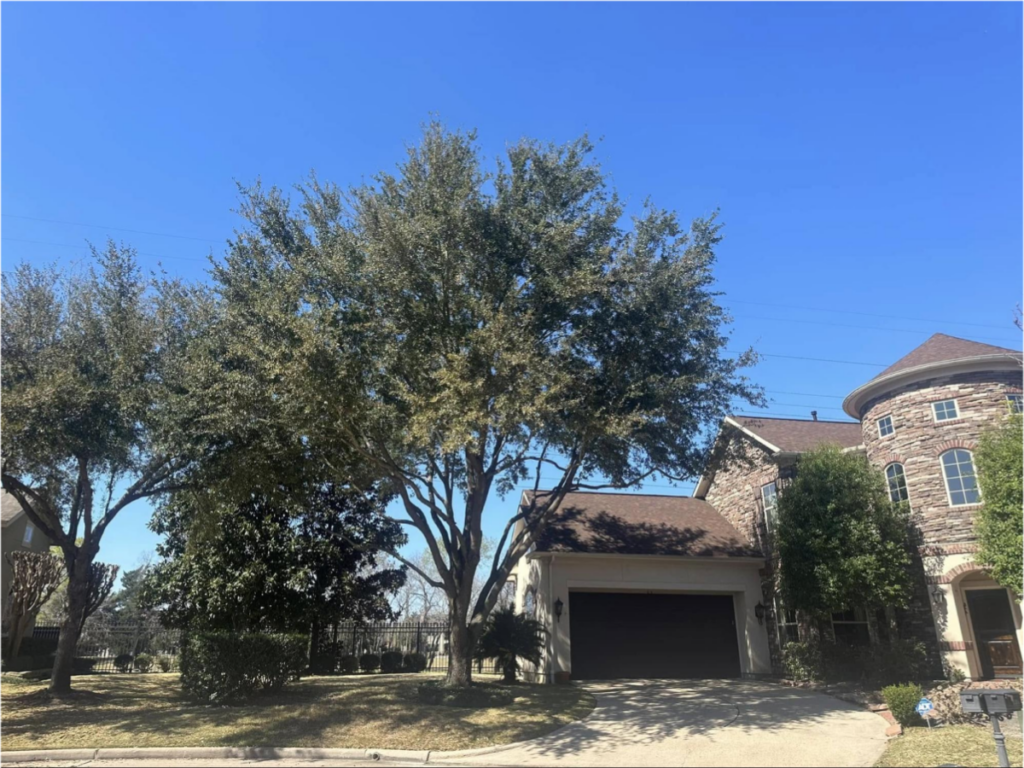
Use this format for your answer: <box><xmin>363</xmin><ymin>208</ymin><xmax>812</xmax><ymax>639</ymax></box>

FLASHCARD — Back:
<box><xmin>811</xmin><ymin>410</ymin><xmax>818</xmax><ymax>421</ymax></box>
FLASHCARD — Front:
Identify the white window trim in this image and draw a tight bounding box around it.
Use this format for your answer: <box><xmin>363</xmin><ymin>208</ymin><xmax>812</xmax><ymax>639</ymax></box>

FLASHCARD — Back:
<box><xmin>1007</xmin><ymin>393</ymin><xmax>1023</xmax><ymax>414</ymax></box>
<box><xmin>884</xmin><ymin>462</ymin><xmax>910</xmax><ymax>504</ymax></box>
<box><xmin>932</xmin><ymin>399</ymin><xmax>960</xmax><ymax>422</ymax></box>
<box><xmin>775</xmin><ymin>597</ymin><xmax>798</xmax><ymax>647</ymax></box>
<box><xmin>761</xmin><ymin>482</ymin><xmax>778</xmax><ymax>530</ymax></box>
<box><xmin>877</xmin><ymin>415</ymin><xmax>894</xmax><ymax>438</ymax></box>
<box><xmin>22</xmin><ymin>522</ymin><xmax>34</xmax><ymax>546</ymax></box>
<box><xmin>940</xmin><ymin>449</ymin><xmax>982</xmax><ymax>508</ymax></box>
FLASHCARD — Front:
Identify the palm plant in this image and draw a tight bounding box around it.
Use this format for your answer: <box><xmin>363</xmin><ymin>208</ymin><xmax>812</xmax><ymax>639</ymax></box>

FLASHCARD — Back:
<box><xmin>474</xmin><ymin>607</ymin><xmax>546</xmax><ymax>684</ymax></box>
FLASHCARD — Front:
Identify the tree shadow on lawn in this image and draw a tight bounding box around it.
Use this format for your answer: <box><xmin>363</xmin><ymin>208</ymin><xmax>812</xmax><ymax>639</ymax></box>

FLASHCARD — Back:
<box><xmin>512</xmin><ymin>679</ymin><xmax>886</xmax><ymax>760</ymax></box>
<box><xmin>1</xmin><ymin>674</ymin><xmax>593</xmax><ymax>753</ymax></box>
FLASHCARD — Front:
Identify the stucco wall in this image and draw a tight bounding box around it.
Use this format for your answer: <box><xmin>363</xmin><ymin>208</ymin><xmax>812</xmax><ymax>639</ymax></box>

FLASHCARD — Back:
<box><xmin>520</xmin><ymin>554</ymin><xmax>772</xmax><ymax>682</ymax></box>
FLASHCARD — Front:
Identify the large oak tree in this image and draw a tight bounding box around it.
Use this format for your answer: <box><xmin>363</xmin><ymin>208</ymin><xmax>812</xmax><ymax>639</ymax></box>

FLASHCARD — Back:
<box><xmin>213</xmin><ymin>123</ymin><xmax>761</xmax><ymax>685</ymax></box>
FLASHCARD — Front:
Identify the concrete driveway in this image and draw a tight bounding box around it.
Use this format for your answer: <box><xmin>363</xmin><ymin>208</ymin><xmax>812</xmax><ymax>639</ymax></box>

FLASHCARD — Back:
<box><xmin>444</xmin><ymin>679</ymin><xmax>889</xmax><ymax>767</ymax></box>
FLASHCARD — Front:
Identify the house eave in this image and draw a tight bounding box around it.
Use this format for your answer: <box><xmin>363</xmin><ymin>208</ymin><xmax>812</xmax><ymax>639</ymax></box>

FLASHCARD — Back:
<box><xmin>843</xmin><ymin>353</ymin><xmax>1023</xmax><ymax>418</ymax></box>
<box><xmin>527</xmin><ymin>551</ymin><xmax>765</xmax><ymax>565</ymax></box>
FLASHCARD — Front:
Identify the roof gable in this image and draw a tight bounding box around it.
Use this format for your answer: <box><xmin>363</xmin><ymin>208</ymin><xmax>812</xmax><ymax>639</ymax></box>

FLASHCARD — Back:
<box><xmin>528</xmin><ymin>491</ymin><xmax>760</xmax><ymax>558</ymax></box>
<box><xmin>729</xmin><ymin>416</ymin><xmax>863</xmax><ymax>454</ymax></box>
<box><xmin>1</xmin><ymin>491</ymin><xmax>25</xmax><ymax>528</ymax></box>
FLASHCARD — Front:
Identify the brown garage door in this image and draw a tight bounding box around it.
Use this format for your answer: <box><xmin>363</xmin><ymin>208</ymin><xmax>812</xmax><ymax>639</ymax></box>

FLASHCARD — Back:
<box><xmin>568</xmin><ymin>591</ymin><xmax>741</xmax><ymax>680</ymax></box>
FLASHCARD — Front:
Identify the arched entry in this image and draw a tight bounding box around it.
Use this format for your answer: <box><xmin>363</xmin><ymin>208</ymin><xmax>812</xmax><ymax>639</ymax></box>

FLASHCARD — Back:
<box><xmin>955</xmin><ymin>570</ymin><xmax>1022</xmax><ymax>679</ymax></box>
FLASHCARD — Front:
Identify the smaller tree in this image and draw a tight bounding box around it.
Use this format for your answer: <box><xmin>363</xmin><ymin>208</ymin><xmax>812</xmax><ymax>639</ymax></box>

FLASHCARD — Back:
<box><xmin>775</xmin><ymin>445</ymin><xmax>912</xmax><ymax>623</ymax></box>
<box><xmin>975</xmin><ymin>415</ymin><xmax>1023</xmax><ymax>596</ymax></box>
<box><xmin>4</xmin><ymin>551</ymin><xmax>65</xmax><ymax>657</ymax></box>
<box><xmin>474</xmin><ymin>607</ymin><xmax>546</xmax><ymax>684</ymax></box>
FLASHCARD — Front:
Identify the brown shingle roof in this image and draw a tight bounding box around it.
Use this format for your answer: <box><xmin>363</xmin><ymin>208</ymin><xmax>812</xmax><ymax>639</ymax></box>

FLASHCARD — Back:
<box><xmin>1</xmin><ymin>491</ymin><xmax>25</xmax><ymax>527</ymax></box>
<box><xmin>527</xmin><ymin>491</ymin><xmax>761</xmax><ymax>558</ymax></box>
<box><xmin>731</xmin><ymin>416</ymin><xmax>862</xmax><ymax>453</ymax></box>
<box><xmin>872</xmin><ymin>333</ymin><xmax>1020</xmax><ymax>381</ymax></box>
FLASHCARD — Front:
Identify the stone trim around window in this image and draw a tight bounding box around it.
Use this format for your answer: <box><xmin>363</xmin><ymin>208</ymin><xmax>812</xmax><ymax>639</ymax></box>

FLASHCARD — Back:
<box><xmin>924</xmin><ymin>561</ymin><xmax>990</xmax><ymax>585</ymax></box>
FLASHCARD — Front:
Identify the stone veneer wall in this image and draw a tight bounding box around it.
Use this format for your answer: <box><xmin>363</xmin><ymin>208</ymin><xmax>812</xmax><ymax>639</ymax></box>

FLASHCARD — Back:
<box><xmin>860</xmin><ymin>369</ymin><xmax>1023</xmax><ymax>546</ymax></box>
<box><xmin>703</xmin><ymin>435</ymin><xmax>789</xmax><ymax>672</ymax></box>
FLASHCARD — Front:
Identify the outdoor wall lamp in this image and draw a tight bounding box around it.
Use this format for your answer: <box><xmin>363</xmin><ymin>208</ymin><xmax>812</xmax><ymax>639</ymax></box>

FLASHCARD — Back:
<box><xmin>754</xmin><ymin>602</ymin><xmax>766</xmax><ymax>626</ymax></box>
<box><xmin>554</xmin><ymin>597</ymin><xmax>564</xmax><ymax>623</ymax></box>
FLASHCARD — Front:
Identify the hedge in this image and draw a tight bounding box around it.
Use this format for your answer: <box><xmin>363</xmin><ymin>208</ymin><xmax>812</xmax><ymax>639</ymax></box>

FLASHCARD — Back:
<box><xmin>180</xmin><ymin>631</ymin><xmax>309</xmax><ymax>703</ymax></box>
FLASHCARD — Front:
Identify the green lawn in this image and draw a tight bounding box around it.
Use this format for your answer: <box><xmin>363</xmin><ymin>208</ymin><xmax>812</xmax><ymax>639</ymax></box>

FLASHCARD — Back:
<box><xmin>877</xmin><ymin>724</ymin><xmax>1023</xmax><ymax>768</ymax></box>
<box><xmin>1</xmin><ymin>673</ymin><xmax>595</xmax><ymax>753</ymax></box>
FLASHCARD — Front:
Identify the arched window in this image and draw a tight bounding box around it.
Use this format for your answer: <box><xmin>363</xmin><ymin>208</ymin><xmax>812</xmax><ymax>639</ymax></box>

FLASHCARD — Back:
<box><xmin>885</xmin><ymin>463</ymin><xmax>909</xmax><ymax>503</ymax></box>
<box><xmin>941</xmin><ymin>449</ymin><xmax>981</xmax><ymax>506</ymax></box>
<box><xmin>523</xmin><ymin>587</ymin><xmax>537</xmax><ymax>618</ymax></box>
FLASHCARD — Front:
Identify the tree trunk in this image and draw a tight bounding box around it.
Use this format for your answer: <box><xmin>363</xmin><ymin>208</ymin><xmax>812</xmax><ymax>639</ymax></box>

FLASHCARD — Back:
<box><xmin>49</xmin><ymin>560</ymin><xmax>90</xmax><ymax>694</ymax></box>
<box><xmin>8</xmin><ymin>614</ymin><xmax>28</xmax><ymax>659</ymax></box>
<box><xmin>445</xmin><ymin>610</ymin><xmax>473</xmax><ymax>688</ymax></box>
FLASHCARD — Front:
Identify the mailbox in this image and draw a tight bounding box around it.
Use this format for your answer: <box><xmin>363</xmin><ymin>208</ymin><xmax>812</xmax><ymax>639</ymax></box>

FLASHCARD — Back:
<box><xmin>959</xmin><ymin>689</ymin><xmax>1023</xmax><ymax>716</ymax></box>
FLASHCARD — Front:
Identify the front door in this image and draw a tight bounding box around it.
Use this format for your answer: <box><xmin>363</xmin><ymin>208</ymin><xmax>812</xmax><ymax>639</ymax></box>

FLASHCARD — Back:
<box><xmin>966</xmin><ymin>589</ymin><xmax>1023</xmax><ymax>679</ymax></box>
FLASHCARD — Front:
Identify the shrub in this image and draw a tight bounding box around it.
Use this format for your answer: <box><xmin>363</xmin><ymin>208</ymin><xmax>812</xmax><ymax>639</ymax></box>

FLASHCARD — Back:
<box><xmin>310</xmin><ymin>651</ymin><xmax>338</xmax><ymax>675</ymax></box>
<box><xmin>869</xmin><ymin>639</ymin><xmax>928</xmax><ymax>686</ymax></box>
<box><xmin>14</xmin><ymin>636</ymin><xmax>60</xmax><ymax>658</ymax></box>
<box><xmin>114</xmin><ymin>653</ymin><xmax>134</xmax><ymax>673</ymax></box>
<box><xmin>156</xmin><ymin>655</ymin><xmax>175</xmax><ymax>673</ymax></box>
<box><xmin>781</xmin><ymin>641</ymin><xmax>822</xmax><ymax>681</ymax></box>
<box><xmin>403</xmin><ymin>652</ymin><xmax>428</xmax><ymax>673</ymax></box>
<box><xmin>338</xmin><ymin>654</ymin><xmax>359</xmax><ymax>674</ymax></box>
<box><xmin>416</xmin><ymin>680</ymin><xmax>515</xmax><ymax>708</ymax></box>
<box><xmin>180</xmin><ymin>631</ymin><xmax>309</xmax><ymax>704</ymax></box>
<box><xmin>2</xmin><ymin>654</ymin><xmax>55</xmax><ymax>672</ymax></box>
<box><xmin>882</xmin><ymin>683</ymin><xmax>924</xmax><ymax>728</ymax></box>
<box><xmin>72</xmin><ymin>657</ymin><xmax>98</xmax><ymax>675</ymax></box>
<box><xmin>134</xmin><ymin>653</ymin><xmax>154</xmax><ymax>673</ymax></box>
<box><xmin>474</xmin><ymin>607</ymin><xmax>546</xmax><ymax>683</ymax></box>
<box><xmin>359</xmin><ymin>652</ymin><xmax>381</xmax><ymax>672</ymax></box>
<box><xmin>380</xmin><ymin>650</ymin><xmax>404</xmax><ymax>674</ymax></box>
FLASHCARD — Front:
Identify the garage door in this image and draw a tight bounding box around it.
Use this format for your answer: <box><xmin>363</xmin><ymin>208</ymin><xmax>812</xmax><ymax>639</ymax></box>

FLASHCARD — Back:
<box><xmin>569</xmin><ymin>591</ymin><xmax>741</xmax><ymax>680</ymax></box>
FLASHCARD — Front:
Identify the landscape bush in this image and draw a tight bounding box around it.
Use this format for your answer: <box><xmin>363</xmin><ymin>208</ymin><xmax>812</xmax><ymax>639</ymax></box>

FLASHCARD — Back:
<box><xmin>134</xmin><ymin>653</ymin><xmax>154</xmax><ymax>673</ymax></box>
<box><xmin>781</xmin><ymin>637</ymin><xmax>928</xmax><ymax>685</ymax></box>
<box><xmin>359</xmin><ymin>652</ymin><xmax>381</xmax><ymax>673</ymax></box>
<box><xmin>781</xmin><ymin>641</ymin><xmax>823</xmax><ymax>681</ymax></box>
<box><xmin>403</xmin><ymin>652</ymin><xmax>428</xmax><ymax>673</ymax></box>
<box><xmin>72</xmin><ymin>657</ymin><xmax>98</xmax><ymax>675</ymax></box>
<box><xmin>156</xmin><ymin>655</ymin><xmax>175</xmax><ymax>673</ymax></box>
<box><xmin>882</xmin><ymin>683</ymin><xmax>924</xmax><ymax>728</ymax></box>
<box><xmin>338</xmin><ymin>654</ymin><xmax>359</xmax><ymax>674</ymax></box>
<box><xmin>179</xmin><ymin>631</ymin><xmax>309</xmax><ymax>703</ymax></box>
<box><xmin>310</xmin><ymin>651</ymin><xmax>338</xmax><ymax>675</ymax></box>
<box><xmin>2</xmin><ymin>654</ymin><xmax>55</xmax><ymax>673</ymax></box>
<box><xmin>114</xmin><ymin>653</ymin><xmax>134</xmax><ymax>673</ymax></box>
<box><xmin>380</xmin><ymin>650</ymin><xmax>404</xmax><ymax>674</ymax></box>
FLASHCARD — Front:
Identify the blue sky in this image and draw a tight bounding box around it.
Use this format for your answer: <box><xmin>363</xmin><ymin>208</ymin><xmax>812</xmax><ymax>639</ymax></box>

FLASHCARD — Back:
<box><xmin>3</xmin><ymin>2</ymin><xmax>1021</xmax><ymax>575</ymax></box>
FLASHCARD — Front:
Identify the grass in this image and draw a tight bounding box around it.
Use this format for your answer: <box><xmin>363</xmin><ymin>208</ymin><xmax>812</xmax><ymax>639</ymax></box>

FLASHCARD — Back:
<box><xmin>876</xmin><ymin>724</ymin><xmax>1023</xmax><ymax>768</ymax></box>
<box><xmin>0</xmin><ymin>673</ymin><xmax>595</xmax><ymax>753</ymax></box>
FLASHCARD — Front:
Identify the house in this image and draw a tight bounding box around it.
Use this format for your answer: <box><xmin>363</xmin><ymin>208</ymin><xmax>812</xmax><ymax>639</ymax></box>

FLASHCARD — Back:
<box><xmin>2</xmin><ymin>490</ymin><xmax>56</xmax><ymax>626</ymax></box>
<box><xmin>513</xmin><ymin>333</ymin><xmax>1023</xmax><ymax>682</ymax></box>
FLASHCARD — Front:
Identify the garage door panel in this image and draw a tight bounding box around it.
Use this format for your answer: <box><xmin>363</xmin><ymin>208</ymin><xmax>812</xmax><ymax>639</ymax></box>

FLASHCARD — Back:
<box><xmin>569</xmin><ymin>592</ymin><xmax>741</xmax><ymax>680</ymax></box>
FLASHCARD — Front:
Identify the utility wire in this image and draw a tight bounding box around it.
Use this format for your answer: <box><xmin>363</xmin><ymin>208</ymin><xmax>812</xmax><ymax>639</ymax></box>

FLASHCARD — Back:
<box><xmin>732</xmin><ymin>351</ymin><xmax>888</xmax><ymax>367</ymax></box>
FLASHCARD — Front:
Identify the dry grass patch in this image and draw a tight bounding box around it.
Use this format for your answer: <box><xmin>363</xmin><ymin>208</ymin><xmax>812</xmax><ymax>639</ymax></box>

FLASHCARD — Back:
<box><xmin>1</xmin><ymin>673</ymin><xmax>595</xmax><ymax>753</ymax></box>
<box><xmin>876</xmin><ymin>724</ymin><xmax>1023</xmax><ymax>768</ymax></box>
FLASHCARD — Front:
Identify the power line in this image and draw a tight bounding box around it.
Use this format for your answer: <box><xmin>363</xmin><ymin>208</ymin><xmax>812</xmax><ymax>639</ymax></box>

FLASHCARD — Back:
<box><xmin>2</xmin><ymin>213</ymin><xmax>221</xmax><ymax>244</ymax></box>
<box><xmin>732</xmin><ymin>350</ymin><xmax>888</xmax><ymax>367</ymax></box>
<box><xmin>767</xmin><ymin>401</ymin><xmax>848</xmax><ymax>412</ymax></box>
<box><xmin>725</xmin><ymin>298</ymin><xmax>1014</xmax><ymax>332</ymax></box>
<box><xmin>2</xmin><ymin>237</ymin><xmax>208</xmax><ymax>263</ymax></box>
<box><xmin>766</xmin><ymin>389</ymin><xmax>846</xmax><ymax>399</ymax></box>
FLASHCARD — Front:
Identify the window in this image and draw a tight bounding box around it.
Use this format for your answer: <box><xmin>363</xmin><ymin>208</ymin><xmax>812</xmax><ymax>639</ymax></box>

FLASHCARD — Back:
<box><xmin>775</xmin><ymin>598</ymin><xmax>799</xmax><ymax>646</ymax></box>
<box><xmin>877</xmin><ymin>415</ymin><xmax>894</xmax><ymax>437</ymax></box>
<box><xmin>22</xmin><ymin>523</ymin><xmax>34</xmax><ymax>546</ymax></box>
<box><xmin>523</xmin><ymin>587</ymin><xmax>537</xmax><ymax>619</ymax></box>
<box><xmin>932</xmin><ymin>399</ymin><xmax>959</xmax><ymax>422</ymax></box>
<box><xmin>761</xmin><ymin>482</ymin><xmax>778</xmax><ymax>530</ymax></box>
<box><xmin>831</xmin><ymin>607</ymin><xmax>870</xmax><ymax>646</ymax></box>
<box><xmin>941</xmin><ymin>449</ymin><xmax>981</xmax><ymax>506</ymax></box>
<box><xmin>1008</xmin><ymin>394</ymin><xmax>1023</xmax><ymax>414</ymax></box>
<box><xmin>885</xmin><ymin>463</ymin><xmax>909</xmax><ymax>503</ymax></box>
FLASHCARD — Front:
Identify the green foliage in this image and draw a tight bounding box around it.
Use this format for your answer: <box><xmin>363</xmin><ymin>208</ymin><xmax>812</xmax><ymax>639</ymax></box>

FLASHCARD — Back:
<box><xmin>156</xmin><ymin>656</ymin><xmax>174</xmax><ymax>673</ymax></box>
<box><xmin>975</xmin><ymin>415</ymin><xmax>1023</xmax><ymax>596</ymax></box>
<box><xmin>474</xmin><ymin>607</ymin><xmax>546</xmax><ymax>683</ymax></box>
<box><xmin>359</xmin><ymin>653</ymin><xmax>381</xmax><ymax>673</ymax></box>
<box><xmin>114</xmin><ymin>653</ymin><xmax>134</xmax><ymax>673</ymax></box>
<box><xmin>776</xmin><ymin>445</ymin><xmax>913</xmax><ymax>616</ymax></box>
<box><xmin>403</xmin><ymin>652</ymin><xmax>428</xmax><ymax>673</ymax></box>
<box><xmin>882</xmin><ymin>683</ymin><xmax>925</xmax><ymax>728</ymax></box>
<box><xmin>145</xmin><ymin>485</ymin><xmax>405</xmax><ymax>639</ymax></box>
<box><xmin>781</xmin><ymin>641</ymin><xmax>822</xmax><ymax>682</ymax></box>
<box><xmin>310</xmin><ymin>651</ymin><xmax>338</xmax><ymax>676</ymax></box>
<box><xmin>134</xmin><ymin>653</ymin><xmax>154</xmax><ymax>673</ymax></box>
<box><xmin>210</xmin><ymin>122</ymin><xmax>762</xmax><ymax>684</ymax></box>
<box><xmin>380</xmin><ymin>650</ymin><xmax>404</xmax><ymax>674</ymax></box>
<box><xmin>338</xmin><ymin>655</ymin><xmax>359</xmax><ymax>674</ymax></box>
<box><xmin>179</xmin><ymin>631</ymin><xmax>309</xmax><ymax>704</ymax></box>
<box><xmin>415</xmin><ymin>680</ymin><xmax>515</xmax><ymax>708</ymax></box>
<box><xmin>72</xmin><ymin>658</ymin><xmax>98</xmax><ymax>675</ymax></box>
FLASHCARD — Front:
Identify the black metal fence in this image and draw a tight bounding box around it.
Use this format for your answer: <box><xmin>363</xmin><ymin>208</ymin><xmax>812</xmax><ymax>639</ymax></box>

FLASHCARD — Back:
<box><xmin>28</xmin><ymin>619</ymin><xmax>494</xmax><ymax>675</ymax></box>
